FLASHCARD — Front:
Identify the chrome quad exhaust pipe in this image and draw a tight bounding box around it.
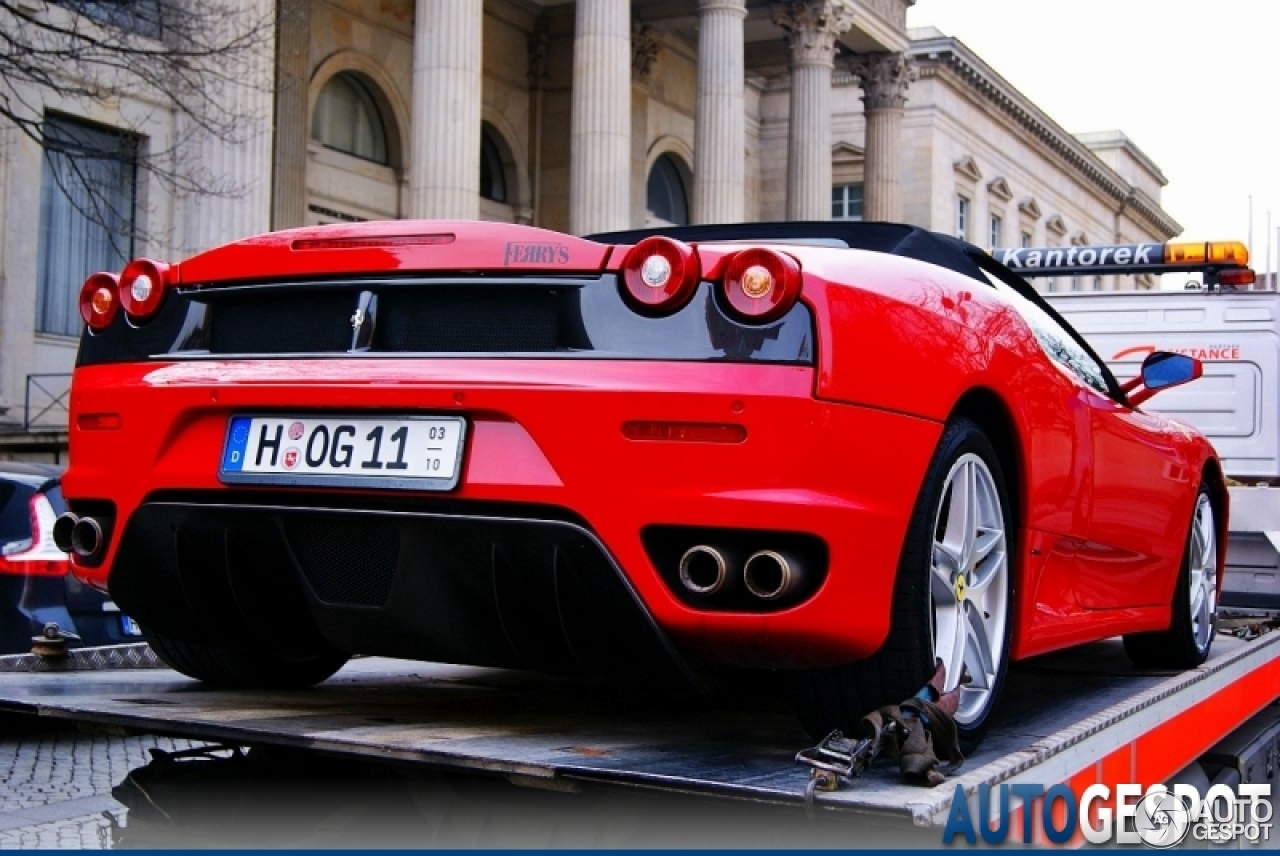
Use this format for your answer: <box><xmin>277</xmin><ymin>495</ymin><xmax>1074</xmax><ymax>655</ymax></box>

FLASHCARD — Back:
<box><xmin>71</xmin><ymin>517</ymin><xmax>105</xmax><ymax>560</ymax></box>
<box><xmin>678</xmin><ymin>545</ymin><xmax>732</xmax><ymax>595</ymax></box>
<box><xmin>743</xmin><ymin>550</ymin><xmax>802</xmax><ymax>601</ymax></box>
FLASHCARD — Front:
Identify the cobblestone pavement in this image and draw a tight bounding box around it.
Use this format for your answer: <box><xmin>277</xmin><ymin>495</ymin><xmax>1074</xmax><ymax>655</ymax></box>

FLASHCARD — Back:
<box><xmin>0</xmin><ymin>717</ymin><xmax>200</xmax><ymax>850</ymax></box>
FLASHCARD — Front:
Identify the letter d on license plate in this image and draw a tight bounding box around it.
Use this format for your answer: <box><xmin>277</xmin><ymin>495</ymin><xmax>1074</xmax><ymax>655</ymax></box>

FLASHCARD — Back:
<box><xmin>219</xmin><ymin>415</ymin><xmax>466</xmax><ymax>491</ymax></box>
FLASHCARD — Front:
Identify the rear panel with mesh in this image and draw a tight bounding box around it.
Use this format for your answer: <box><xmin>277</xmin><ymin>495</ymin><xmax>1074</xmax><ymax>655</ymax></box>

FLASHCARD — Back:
<box><xmin>285</xmin><ymin>516</ymin><xmax>400</xmax><ymax>607</ymax></box>
<box><xmin>374</xmin><ymin>288</ymin><xmax>559</xmax><ymax>352</ymax></box>
<box><xmin>211</xmin><ymin>291</ymin><xmax>355</xmax><ymax>354</ymax></box>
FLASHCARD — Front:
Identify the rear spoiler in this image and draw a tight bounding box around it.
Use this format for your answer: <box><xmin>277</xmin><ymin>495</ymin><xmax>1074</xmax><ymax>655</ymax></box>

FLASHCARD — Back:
<box><xmin>991</xmin><ymin>241</ymin><xmax>1256</xmax><ymax>289</ymax></box>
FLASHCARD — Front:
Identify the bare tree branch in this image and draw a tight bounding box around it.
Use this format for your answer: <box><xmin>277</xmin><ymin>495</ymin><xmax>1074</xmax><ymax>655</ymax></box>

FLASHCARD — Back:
<box><xmin>0</xmin><ymin>0</ymin><xmax>274</xmax><ymax>246</ymax></box>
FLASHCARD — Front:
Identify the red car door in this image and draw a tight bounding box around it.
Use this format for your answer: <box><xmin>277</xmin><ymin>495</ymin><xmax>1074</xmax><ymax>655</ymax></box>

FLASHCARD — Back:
<box><xmin>1083</xmin><ymin>395</ymin><xmax>1196</xmax><ymax>608</ymax></box>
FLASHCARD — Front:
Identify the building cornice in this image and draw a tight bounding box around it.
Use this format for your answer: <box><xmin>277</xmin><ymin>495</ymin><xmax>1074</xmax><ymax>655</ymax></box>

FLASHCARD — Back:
<box><xmin>1074</xmin><ymin>130</ymin><xmax>1168</xmax><ymax>187</ymax></box>
<box><xmin>908</xmin><ymin>32</ymin><xmax>1181</xmax><ymax>239</ymax></box>
<box><xmin>845</xmin><ymin>0</ymin><xmax>913</xmax><ymax>53</ymax></box>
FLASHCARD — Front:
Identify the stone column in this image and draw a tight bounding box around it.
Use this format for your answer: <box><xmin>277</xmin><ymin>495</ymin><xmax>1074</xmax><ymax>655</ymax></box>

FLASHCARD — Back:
<box><xmin>569</xmin><ymin>0</ymin><xmax>630</xmax><ymax>235</ymax></box>
<box><xmin>179</xmin><ymin>0</ymin><xmax>274</xmax><ymax>255</ymax></box>
<box><xmin>270</xmin><ymin>0</ymin><xmax>309</xmax><ymax>230</ymax></box>
<box><xmin>407</xmin><ymin>0</ymin><xmax>482</xmax><ymax>220</ymax></box>
<box><xmin>772</xmin><ymin>1</ymin><xmax>855</xmax><ymax>221</ymax></box>
<box><xmin>849</xmin><ymin>52</ymin><xmax>916</xmax><ymax>223</ymax></box>
<box><xmin>692</xmin><ymin>0</ymin><xmax>747</xmax><ymax>224</ymax></box>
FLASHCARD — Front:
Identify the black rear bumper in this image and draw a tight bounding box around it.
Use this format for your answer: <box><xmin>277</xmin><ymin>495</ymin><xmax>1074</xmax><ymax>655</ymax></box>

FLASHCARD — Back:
<box><xmin>109</xmin><ymin>499</ymin><xmax>694</xmax><ymax>688</ymax></box>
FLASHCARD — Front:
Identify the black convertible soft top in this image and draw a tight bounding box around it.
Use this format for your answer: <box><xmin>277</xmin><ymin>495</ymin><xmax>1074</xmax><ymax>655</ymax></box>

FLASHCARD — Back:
<box><xmin>593</xmin><ymin>220</ymin><xmax>1127</xmax><ymax>401</ymax></box>
<box><xmin>589</xmin><ymin>221</ymin><xmax>990</xmax><ymax>285</ymax></box>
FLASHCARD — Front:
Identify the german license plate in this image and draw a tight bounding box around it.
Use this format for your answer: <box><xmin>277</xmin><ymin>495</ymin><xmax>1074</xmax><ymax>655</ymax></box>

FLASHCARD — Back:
<box><xmin>219</xmin><ymin>415</ymin><xmax>466</xmax><ymax>491</ymax></box>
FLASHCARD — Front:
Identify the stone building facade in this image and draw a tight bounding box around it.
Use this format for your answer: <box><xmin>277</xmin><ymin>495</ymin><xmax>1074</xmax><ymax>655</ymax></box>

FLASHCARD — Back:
<box><xmin>0</xmin><ymin>0</ymin><xmax>275</xmax><ymax>455</ymax></box>
<box><xmin>0</xmin><ymin>0</ymin><xmax>1179</xmax><ymax>455</ymax></box>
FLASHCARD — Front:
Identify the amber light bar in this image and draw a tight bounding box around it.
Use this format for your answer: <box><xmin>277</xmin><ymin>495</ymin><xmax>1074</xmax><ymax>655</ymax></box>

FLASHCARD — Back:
<box><xmin>1164</xmin><ymin>241</ymin><xmax>1249</xmax><ymax>266</ymax></box>
<box><xmin>993</xmin><ymin>240</ymin><xmax>1253</xmax><ymax>278</ymax></box>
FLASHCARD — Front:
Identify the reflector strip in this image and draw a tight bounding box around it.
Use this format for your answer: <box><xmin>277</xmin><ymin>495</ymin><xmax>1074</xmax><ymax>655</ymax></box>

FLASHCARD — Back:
<box><xmin>622</xmin><ymin>421</ymin><xmax>747</xmax><ymax>444</ymax></box>
<box><xmin>77</xmin><ymin>413</ymin><xmax>122</xmax><ymax>431</ymax></box>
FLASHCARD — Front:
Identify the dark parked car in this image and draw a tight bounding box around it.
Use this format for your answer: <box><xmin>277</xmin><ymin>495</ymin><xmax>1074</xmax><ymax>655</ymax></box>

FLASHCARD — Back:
<box><xmin>0</xmin><ymin>462</ymin><xmax>140</xmax><ymax>653</ymax></box>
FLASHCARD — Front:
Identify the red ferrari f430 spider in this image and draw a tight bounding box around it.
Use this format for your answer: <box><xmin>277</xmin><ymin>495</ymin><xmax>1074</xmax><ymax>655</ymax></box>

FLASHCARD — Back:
<box><xmin>57</xmin><ymin>221</ymin><xmax>1224</xmax><ymax>746</ymax></box>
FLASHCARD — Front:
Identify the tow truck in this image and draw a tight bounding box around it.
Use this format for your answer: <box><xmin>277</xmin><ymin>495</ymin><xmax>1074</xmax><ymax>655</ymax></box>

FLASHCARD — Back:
<box><xmin>0</xmin><ymin>240</ymin><xmax>1277</xmax><ymax>847</ymax></box>
<box><xmin>0</xmin><ymin>631</ymin><xmax>1278</xmax><ymax>846</ymax></box>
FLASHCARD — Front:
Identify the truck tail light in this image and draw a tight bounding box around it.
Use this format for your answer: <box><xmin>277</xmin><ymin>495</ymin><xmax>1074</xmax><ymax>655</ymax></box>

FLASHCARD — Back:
<box><xmin>620</xmin><ymin>237</ymin><xmax>700</xmax><ymax>315</ymax></box>
<box><xmin>1218</xmin><ymin>268</ymin><xmax>1256</xmax><ymax>288</ymax></box>
<box><xmin>119</xmin><ymin>258</ymin><xmax>172</xmax><ymax>323</ymax></box>
<box><xmin>720</xmin><ymin>248</ymin><xmax>802</xmax><ymax>323</ymax></box>
<box><xmin>79</xmin><ymin>272</ymin><xmax>121</xmax><ymax>332</ymax></box>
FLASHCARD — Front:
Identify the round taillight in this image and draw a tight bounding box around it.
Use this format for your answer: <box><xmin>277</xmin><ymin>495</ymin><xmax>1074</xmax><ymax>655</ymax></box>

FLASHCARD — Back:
<box><xmin>620</xmin><ymin>237</ymin><xmax>700</xmax><ymax>315</ymax></box>
<box><xmin>119</xmin><ymin>258</ymin><xmax>172</xmax><ymax>322</ymax></box>
<box><xmin>721</xmin><ymin>249</ymin><xmax>802</xmax><ymax>323</ymax></box>
<box><xmin>78</xmin><ymin>272</ymin><xmax>120</xmax><ymax>332</ymax></box>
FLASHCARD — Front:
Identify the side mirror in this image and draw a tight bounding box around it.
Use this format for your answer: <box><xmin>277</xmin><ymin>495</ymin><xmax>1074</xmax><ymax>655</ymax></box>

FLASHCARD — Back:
<box><xmin>1125</xmin><ymin>351</ymin><xmax>1203</xmax><ymax>406</ymax></box>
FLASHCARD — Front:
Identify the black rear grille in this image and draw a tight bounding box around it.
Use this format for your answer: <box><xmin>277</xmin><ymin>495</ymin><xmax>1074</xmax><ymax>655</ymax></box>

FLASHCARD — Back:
<box><xmin>285</xmin><ymin>516</ymin><xmax>399</xmax><ymax>607</ymax></box>
<box><xmin>206</xmin><ymin>286</ymin><xmax>562</xmax><ymax>355</ymax></box>
<box><xmin>375</xmin><ymin>288</ymin><xmax>559</xmax><ymax>352</ymax></box>
<box><xmin>211</xmin><ymin>291</ymin><xmax>355</xmax><ymax>354</ymax></box>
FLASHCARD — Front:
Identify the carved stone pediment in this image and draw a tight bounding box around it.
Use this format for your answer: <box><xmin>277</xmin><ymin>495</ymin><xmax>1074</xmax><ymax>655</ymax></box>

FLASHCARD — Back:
<box><xmin>987</xmin><ymin>177</ymin><xmax>1012</xmax><ymax>202</ymax></box>
<box><xmin>953</xmin><ymin>155</ymin><xmax>982</xmax><ymax>182</ymax></box>
<box><xmin>1017</xmin><ymin>197</ymin><xmax>1042</xmax><ymax>220</ymax></box>
<box><xmin>1045</xmin><ymin>214</ymin><xmax>1067</xmax><ymax>236</ymax></box>
<box><xmin>832</xmin><ymin>141</ymin><xmax>864</xmax><ymax>163</ymax></box>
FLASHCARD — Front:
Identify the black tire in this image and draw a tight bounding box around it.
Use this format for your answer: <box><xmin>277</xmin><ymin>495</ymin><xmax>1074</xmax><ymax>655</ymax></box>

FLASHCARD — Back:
<box><xmin>1123</xmin><ymin>485</ymin><xmax>1217</xmax><ymax>669</ymax></box>
<box><xmin>142</xmin><ymin>626</ymin><xmax>350</xmax><ymax>689</ymax></box>
<box><xmin>794</xmin><ymin>417</ymin><xmax>1014</xmax><ymax>750</ymax></box>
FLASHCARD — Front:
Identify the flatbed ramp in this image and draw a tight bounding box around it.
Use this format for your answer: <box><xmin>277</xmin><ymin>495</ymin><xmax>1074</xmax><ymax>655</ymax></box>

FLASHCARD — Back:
<box><xmin>0</xmin><ymin>633</ymin><xmax>1276</xmax><ymax>831</ymax></box>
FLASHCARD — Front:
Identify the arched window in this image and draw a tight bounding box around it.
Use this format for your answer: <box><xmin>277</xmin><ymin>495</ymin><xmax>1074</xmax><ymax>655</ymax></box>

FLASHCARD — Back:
<box><xmin>646</xmin><ymin>154</ymin><xmax>689</xmax><ymax>226</ymax></box>
<box><xmin>480</xmin><ymin>125</ymin><xmax>507</xmax><ymax>203</ymax></box>
<box><xmin>311</xmin><ymin>72</ymin><xmax>389</xmax><ymax>165</ymax></box>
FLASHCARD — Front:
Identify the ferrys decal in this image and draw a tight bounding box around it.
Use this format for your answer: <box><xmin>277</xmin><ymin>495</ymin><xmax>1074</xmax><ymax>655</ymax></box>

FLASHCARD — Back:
<box><xmin>504</xmin><ymin>242</ymin><xmax>571</xmax><ymax>265</ymax></box>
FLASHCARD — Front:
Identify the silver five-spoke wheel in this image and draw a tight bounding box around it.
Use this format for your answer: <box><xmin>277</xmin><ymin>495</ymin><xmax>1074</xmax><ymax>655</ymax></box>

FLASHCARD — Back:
<box><xmin>1188</xmin><ymin>492</ymin><xmax>1217</xmax><ymax>653</ymax></box>
<box><xmin>930</xmin><ymin>452</ymin><xmax>1009</xmax><ymax>726</ymax></box>
<box><xmin>792</xmin><ymin>418</ymin><xmax>1010</xmax><ymax>748</ymax></box>
<box><xmin>1124</xmin><ymin>484</ymin><xmax>1218</xmax><ymax>670</ymax></box>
